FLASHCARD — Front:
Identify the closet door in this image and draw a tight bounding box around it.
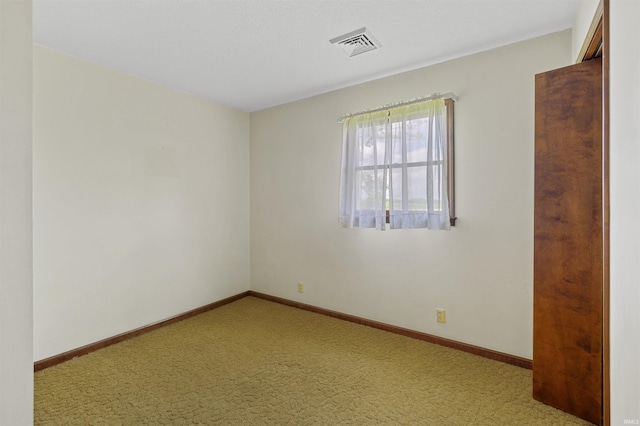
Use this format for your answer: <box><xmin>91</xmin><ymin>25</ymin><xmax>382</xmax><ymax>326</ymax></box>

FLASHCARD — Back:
<box><xmin>533</xmin><ymin>57</ymin><xmax>603</xmax><ymax>425</ymax></box>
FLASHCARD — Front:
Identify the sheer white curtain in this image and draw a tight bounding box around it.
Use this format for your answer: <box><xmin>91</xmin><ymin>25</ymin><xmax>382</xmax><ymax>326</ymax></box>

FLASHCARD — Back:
<box><xmin>339</xmin><ymin>98</ymin><xmax>450</xmax><ymax>230</ymax></box>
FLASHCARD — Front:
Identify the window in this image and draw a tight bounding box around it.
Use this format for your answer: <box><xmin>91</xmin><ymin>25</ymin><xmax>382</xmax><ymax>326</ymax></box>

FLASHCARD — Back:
<box><xmin>339</xmin><ymin>97</ymin><xmax>455</xmax><ymax>230</ymax></box>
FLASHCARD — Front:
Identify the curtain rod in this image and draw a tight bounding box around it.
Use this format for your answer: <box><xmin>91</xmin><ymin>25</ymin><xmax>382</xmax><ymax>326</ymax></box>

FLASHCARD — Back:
<box><xmin>338</xmin><ymin>92</ymin><xmax>458</xmax><ymax>123</ymax></box>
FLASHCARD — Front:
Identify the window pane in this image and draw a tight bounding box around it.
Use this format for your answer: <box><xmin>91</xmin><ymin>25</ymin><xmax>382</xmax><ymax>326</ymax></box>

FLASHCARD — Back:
<box><xmin>389</xmin><ymin>168</ymin><xmax>403</xmax><ymax>211</ymax></box>
<box><xmin>358</xmin><ymin>169</ymin><xmax>384</xmax><ymax>210</ymax></box>
<box><xmin>428</xmin><ymin>164</ymin><xmax>443</xmax><ymax>211</ymax></box>
<box><xmin>375</xmin><ymin>125</ymin><xmax>386</xmax><ymax>164</ymax></box>
<box><xmin>407</xmin><ymin>166</ymin><xmax>427</xmax><ymax>211</ymax></box>
<box><xmin>407</xmin><ymin>117</ymin><xmax>428</xmax><ymax>163</ymax></box>
<box><xmin>430</xmin><ymin>123</ymin><xmax>444</xmax><ymax>162</ymax></box>
<box><xmin>357</xmin><ymin>124</ymin><xmax>387</xmax><ymax>167</ymax></box>
<box><xmin>359</xmin><ymin>127</ymin><xmax>375</xmax><ymax>167</ymax></box>
<box><xmin>391</xmin><ymin>122</ymin><xmax>403</xmax><ymax>164</ymax></box>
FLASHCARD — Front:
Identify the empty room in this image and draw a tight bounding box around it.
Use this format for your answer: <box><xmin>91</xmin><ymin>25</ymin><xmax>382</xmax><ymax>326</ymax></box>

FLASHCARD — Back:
<box><xmin>1</xmin><ymin>0</ymin><xmax>639</xmax><ymax>425</ymax></box>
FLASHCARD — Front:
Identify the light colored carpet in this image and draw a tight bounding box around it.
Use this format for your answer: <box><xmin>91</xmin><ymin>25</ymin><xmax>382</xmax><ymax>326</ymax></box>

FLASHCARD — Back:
<box><xmin>35</xmin><ymin>296</ymin><xmax>592</xmax><ymax>425</ymax></box>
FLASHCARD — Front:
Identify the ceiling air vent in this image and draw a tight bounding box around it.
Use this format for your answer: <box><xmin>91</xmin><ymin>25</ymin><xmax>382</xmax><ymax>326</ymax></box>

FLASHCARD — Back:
<box><xmin>330</xmin><ymin>27</ymin><xmax>381</xmax><ymax>57</ymax></box>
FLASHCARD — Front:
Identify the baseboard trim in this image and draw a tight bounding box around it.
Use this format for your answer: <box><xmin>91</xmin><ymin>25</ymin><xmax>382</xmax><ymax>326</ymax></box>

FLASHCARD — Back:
<box><xmin>34</xmin><ymin>291</ymin><xmax>251</xmax><ymax>372</ymax></box>
<box><xmin>35</xmin><ymin>289</ymin><xmax>532</xmax><ymax>372</ymax></box>
<box><xmin>248</xmin><ymin>291</ymin><xmax>533</xmax><ymax>370</ymax></box>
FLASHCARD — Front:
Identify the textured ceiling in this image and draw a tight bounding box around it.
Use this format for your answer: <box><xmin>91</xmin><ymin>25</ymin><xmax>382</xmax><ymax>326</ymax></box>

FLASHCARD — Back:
<box><xmin>33</xmin><ymin>0</ymin><xmax>581</xmax><ymax>112</ymax></box>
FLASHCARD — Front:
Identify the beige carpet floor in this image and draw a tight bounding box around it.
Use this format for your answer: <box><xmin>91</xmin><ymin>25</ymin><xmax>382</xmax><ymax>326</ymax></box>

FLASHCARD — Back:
<box><xmin>35</xmin><ymin>296</ymin><xmax>592</xmax><ymax>425</ymax></box>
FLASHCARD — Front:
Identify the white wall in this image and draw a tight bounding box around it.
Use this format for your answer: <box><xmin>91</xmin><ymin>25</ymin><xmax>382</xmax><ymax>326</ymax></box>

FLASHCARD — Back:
<box><xmin>250</xmin><ymin>31</ymin><xmax>571</xmax><ymax>359</ymax></box>
<box><xmin>0</xmin><ymin>0</ymin><xmax>33</xmax><ymax>424</ymax></box>
<box><xmin>33</xmin><ymin>46</ymin><xmax>250</xmax><ymax>361</ymax></box>
<box><xmin>610</xmin><ymin>0</ymin><xmax>640</xmax><ymax>422</ymax></box>
<box><xmin>572</xmin><ymin>0</ymin><xmax>601</xmax><ymax>62</ymax></box>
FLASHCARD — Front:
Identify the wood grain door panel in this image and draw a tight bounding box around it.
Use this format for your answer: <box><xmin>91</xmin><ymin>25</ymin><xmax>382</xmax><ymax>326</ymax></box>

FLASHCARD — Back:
<box><xmin>533</xmin><ymin>57</ymin><xmax>603</xmax><ymax>425</ymax></box>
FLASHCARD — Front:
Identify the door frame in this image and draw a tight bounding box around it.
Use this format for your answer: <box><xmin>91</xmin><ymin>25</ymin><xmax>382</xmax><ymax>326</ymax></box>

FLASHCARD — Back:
<box><xmin>577</xmin><ymin>1</ymin><xmax>610</xmax><ymax>424</ymax></box>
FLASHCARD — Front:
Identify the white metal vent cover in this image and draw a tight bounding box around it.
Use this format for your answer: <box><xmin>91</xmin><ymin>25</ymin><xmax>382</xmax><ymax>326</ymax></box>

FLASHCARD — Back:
<box><xmin>330</xmin><ymin>27</ymin><xmax>381</xmax><ymax>57</ymax></box>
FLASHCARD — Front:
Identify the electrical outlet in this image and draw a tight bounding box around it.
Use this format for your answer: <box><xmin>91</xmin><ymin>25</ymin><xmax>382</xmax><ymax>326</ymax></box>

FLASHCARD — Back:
<box><xmin>298</xmin><ymin>282</ymin><xmax>304</xmax><ymax>293</ymax></box>
<box><xmin>436</xmin><ymin>309</ymin><xmax>446</xmax><ymax>324</ymax></box>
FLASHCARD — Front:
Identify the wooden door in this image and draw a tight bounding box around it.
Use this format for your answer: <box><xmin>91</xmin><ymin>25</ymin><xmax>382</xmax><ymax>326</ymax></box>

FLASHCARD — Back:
<box><xmin>533</xmin><ymin>58</ymin><xmax>603</xmax><ymax>425</ymax></box>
